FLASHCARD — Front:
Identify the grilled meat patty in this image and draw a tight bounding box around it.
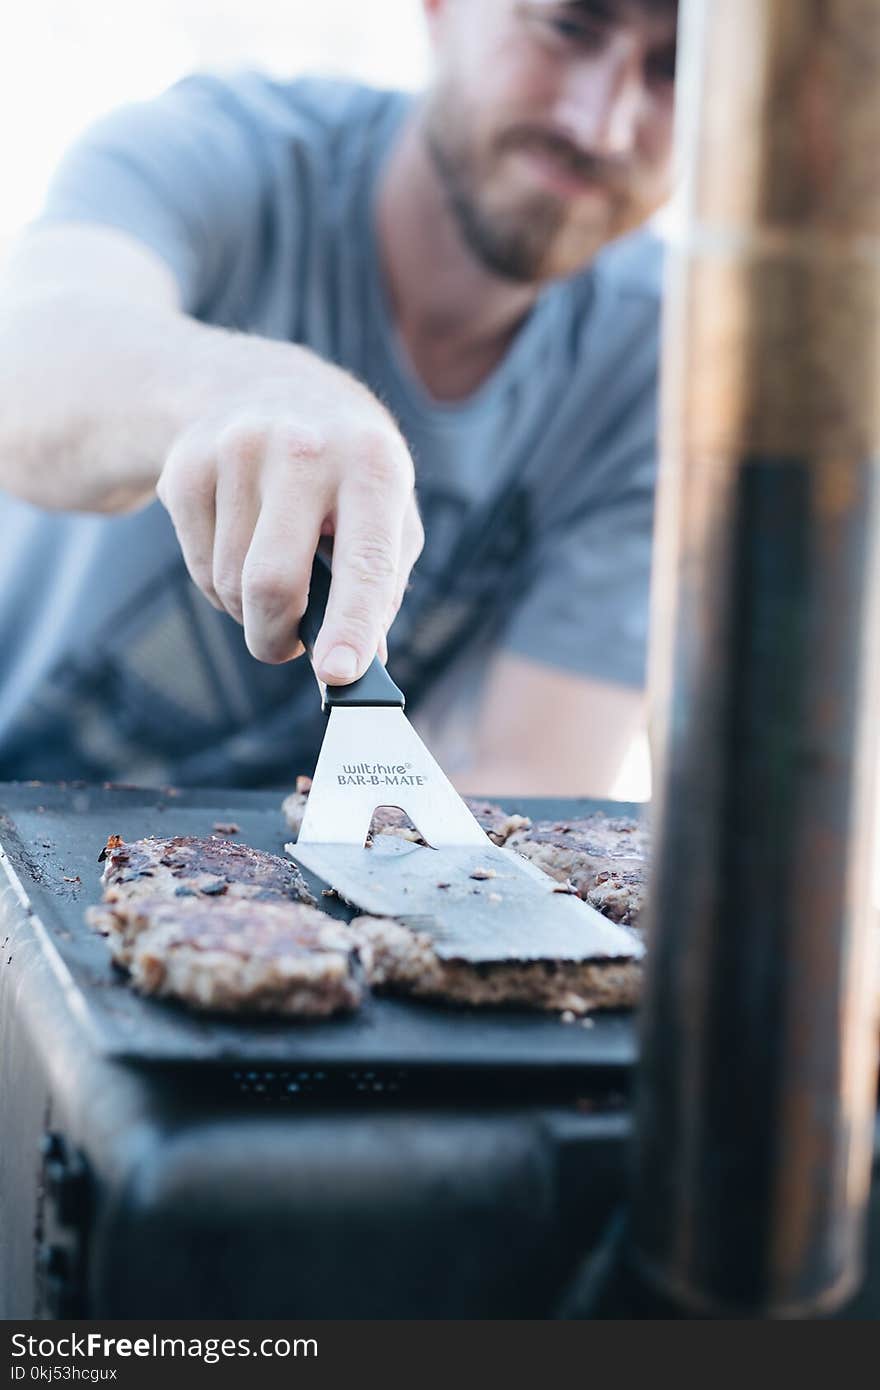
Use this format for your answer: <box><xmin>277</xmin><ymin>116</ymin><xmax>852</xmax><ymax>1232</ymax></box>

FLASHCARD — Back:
<box><xmin>89</xmin><ymin>833</ymin><xmax>314</xmax><ymax>965</ymax></box>
<box><xmin>507</xmin><ymin>814</ymin><xmax>650</xmax><ymax>929</ymax></box>
<box><xmin>97</xmin><ymin>832</ymin><xmax>314</xmax><ymax>905</ymax></box>
<box><xmin>282</xmin><ymin>776</ymin><xmax>530</xmax><ymax>846</ymax></box>
<box><xmin>88</xmin><ymin>811</ymin><xmax>646</xmax><ymax>1016</ymax></box>
<box><xmin>122</xmin><ymin>897</ymin><xmax>362</xmax><ymax>1016</ymax></box>
<box><xmin>352</xmin><ymin>916</ymin><xmax>641</xmax><ymax>1016</ymax></box>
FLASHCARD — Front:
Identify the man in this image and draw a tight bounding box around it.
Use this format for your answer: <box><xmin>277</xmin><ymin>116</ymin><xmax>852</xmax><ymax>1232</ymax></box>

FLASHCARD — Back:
<box><xmin>0</xmin><ymin>0</ymin><xmax>677</xmax><ymax>792</ymax></box>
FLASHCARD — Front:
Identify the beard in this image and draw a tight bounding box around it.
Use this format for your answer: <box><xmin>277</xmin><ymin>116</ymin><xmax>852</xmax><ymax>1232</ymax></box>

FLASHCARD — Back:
<box><xmin>425</xmin><ymin>118</ymin><xmax>564</xmax><ymax>281</ymax></box>
<box><xmin>423</xmin><ymin>92</ymin><xmax>650</xmax><ymax>284</ymax></box>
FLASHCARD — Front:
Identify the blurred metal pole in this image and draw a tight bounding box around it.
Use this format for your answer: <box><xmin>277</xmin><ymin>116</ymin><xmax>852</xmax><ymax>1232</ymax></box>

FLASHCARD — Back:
<box><xmin>632</xmin><ymin>0</ymin><xmax>880</xmax><ymax>1316</ymax></box>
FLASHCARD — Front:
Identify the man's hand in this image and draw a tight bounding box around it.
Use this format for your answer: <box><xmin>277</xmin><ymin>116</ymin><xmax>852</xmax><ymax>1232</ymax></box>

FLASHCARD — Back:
<box><xmin>0</xmin><ymin>224</ymin><xmax>423</xmax><ymax>684</ymax></box>
<box><xmin>156</xmin><ymin>362</ymin><xmax>424</xmax><ymax>682</ymax></box>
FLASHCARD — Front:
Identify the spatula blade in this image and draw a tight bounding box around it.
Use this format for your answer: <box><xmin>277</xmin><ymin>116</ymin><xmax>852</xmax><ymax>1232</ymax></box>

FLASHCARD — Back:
<box><xmin>296</xmin><ymin>706</ymin><xmax>489</xmax><ymax>848</ymax></box>
<box><xmin>287</xmin><ymin>836</ymin><xmax>643</xmax><ymax>963</ymax></box>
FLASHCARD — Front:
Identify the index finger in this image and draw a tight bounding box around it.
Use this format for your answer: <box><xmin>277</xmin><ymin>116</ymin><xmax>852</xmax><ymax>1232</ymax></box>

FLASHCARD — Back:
<box><xmin>311</xmin><ymin>444</ymin><xmax>412</xmax><ymax>684</ymax></box>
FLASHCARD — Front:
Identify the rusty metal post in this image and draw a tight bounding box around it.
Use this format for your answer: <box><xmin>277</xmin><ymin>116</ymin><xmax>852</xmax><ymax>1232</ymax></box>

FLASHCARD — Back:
<box><xmin>632</xmin><ymin>0</ymin><xmax>880</xmax><ymax>1316</ymax></box>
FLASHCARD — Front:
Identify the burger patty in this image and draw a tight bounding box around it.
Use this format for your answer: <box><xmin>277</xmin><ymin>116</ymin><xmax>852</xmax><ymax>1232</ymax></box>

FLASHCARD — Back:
<box><xmin>97</xmin><ymin>832</ymin><xmax>314</xmax><ymax>905</ymax></box>
<box><xmin>88</xmin><ymin>817</ymin><xmax>644</xmax><ymax>1017</ymax></box>
<box><xmin>281</xmin><ymin>776</ymin><xmax>531</xmax><ymax>846</ymax></box>
<box><xmin>119</xmin><ymin>897</ymin><xmax>363</xmax><ymax>1016</ymax></box>
<box><xmin>507</xmin><ymin>813</ymin><xmax>650</xmax><ymax>929</ymax></box>
<box><xmin>88</xmin><ymin>832</ymin><xmax>314</xmax><ymax>967</ymax></box>
<box><xmin>352</xmin><ymin>916</ymin><xmax>641</xmax><ymax>1016</ymax></box>
<box><xmin>88</xmin><ymin>835</ymin><xmax>359</xmax><ymax>1015</ymax></box>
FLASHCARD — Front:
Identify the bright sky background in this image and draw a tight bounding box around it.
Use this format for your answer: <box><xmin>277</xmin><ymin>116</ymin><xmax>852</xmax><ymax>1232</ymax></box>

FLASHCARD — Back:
<box><xmin>1</xmin><ymin>0</ymin><xmax>431</xmax><ymax>241</ymax></box>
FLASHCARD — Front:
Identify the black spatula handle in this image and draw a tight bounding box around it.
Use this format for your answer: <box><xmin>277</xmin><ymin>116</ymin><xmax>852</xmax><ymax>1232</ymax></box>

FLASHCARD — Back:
<box><xmin>299</xmin><ymin>548</ymin><xmax>405</xmax><ymax>709</ymax></box>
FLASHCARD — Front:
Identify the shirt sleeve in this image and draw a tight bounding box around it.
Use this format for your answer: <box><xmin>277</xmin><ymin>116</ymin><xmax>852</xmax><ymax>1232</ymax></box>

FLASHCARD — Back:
<box><xmin>34</xmin><ymin>74</ymin><xmax>268</xmax><ymax>315</ymax></box>
<box><xmin>500</xmin><ymin>423</ymin><xmax>657</xmax><ymax>691</ymax></box>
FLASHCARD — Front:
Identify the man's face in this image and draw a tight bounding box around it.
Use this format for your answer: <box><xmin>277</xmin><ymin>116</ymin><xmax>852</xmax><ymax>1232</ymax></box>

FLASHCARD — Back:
<box><xmin>422</xmin><ymin>0</ymin><xmax>678</xmax><ymax>282</ymax></box>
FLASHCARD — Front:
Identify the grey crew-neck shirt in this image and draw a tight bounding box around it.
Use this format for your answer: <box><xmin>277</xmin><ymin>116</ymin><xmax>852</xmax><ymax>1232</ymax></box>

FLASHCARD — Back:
<box><xmin>0</xmin><ymin>73</ymin><xmax>662</xmax><ymax>787</ymax></box>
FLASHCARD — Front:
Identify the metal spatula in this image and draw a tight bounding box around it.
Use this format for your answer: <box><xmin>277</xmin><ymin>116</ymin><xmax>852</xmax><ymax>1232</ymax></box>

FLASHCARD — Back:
<box><xmin>288</xmin><ymin>552</ymin><xmax>642</xmax><ymax>965</ymax></box>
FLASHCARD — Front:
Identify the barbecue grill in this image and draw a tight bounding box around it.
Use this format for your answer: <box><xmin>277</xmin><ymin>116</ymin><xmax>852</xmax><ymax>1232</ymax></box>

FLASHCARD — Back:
<box><xmin>0</xmin><ymin>783</ymin><xmax>642</xmax><ymax>1319</ymax></box>
<box><xmin>0</xmin><ymin>782</ymin><xmax>877</xmax><ymax>1319</ymax></box>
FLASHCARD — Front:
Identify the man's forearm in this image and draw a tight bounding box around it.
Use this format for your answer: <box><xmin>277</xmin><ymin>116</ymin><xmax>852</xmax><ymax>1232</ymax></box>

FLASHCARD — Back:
<box><xmin>0</xmin><ymin>287</ymin><xmax>282</xmax><ymax>513</ymax></box>
<box><xmin>450</xmin><ymin>655</ymin><xmax>647</xmax><ymax>799</ymax></box>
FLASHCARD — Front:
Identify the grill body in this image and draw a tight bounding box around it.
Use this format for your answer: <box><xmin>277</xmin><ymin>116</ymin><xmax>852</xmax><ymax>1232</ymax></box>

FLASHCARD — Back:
<box><xmin>0</xmin><ymin>788</ymin><xmax>631</xmax><ymax>1319</ymax></box>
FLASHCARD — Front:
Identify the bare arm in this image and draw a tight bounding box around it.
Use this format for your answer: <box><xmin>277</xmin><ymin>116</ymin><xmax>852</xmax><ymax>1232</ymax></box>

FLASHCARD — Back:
<box><xmin>452</xmin><ymin>651</ymin><xmax>646</xmax><ymax>798</ymax></box>
<box><xmin>0</xmin><ymin>224</ymin><xmax>423</xmax><ymax>681</ymax></box>
<box><xmin>0</xmin><ymin>225</ymin><xmax>200</xmax><ymax>511</ymax></box>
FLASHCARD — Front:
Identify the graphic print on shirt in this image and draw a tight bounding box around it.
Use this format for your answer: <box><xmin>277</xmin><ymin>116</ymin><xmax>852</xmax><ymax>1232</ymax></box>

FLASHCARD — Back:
<box><xmin>389</xmin><ymin>484</ymin><xmax>533</xmax><ymax>705</ymax></box>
